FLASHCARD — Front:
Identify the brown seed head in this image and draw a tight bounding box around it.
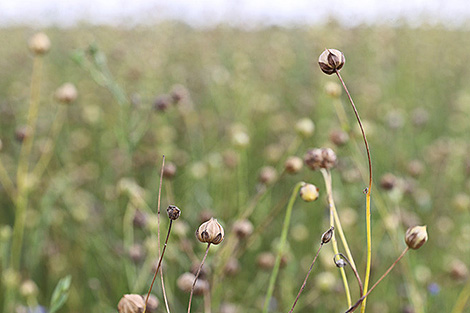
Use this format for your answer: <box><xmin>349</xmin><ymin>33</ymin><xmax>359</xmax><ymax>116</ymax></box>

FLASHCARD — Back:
<box><xmin>284</xmin><ymin>156</ymin><xmax>303</xmax><ymax>174</ymax></box>
<box><xmin>55</xmin><ymin>83</ymin><xmax>78</xmax><ymax>104</ymax></box>
<box><xmin>304</xmin><ymin>148</ymin><xmax>323</xmax><ymax>170</ymax></box>
<box><xmin>167</xmin><ymin>205</ymin><xmax>181</xmax><ymax>220</ymax></box>
<box><xmin>15</xmin><ymin>126</ymin><xmax>32</xmax><ymax>143</ymax></box>
<box><xmin>154</xmin><ymin>94</ymin><xmax>172</xmax><ymax>111</ymax></box>
<box><xmin>299</xmin><ymin>183</ymin><xmax>319</xmax><ymax>202</ymax></box>
<box><xmin>196</xmin><ymin>217</ymin><xmax>224</xmax><ymax>245</ymax></box>
<box><xmin>162</xmin><ymin>162</ymin><xmax>177</xmax><ymax>179</ymax></box>
<box><xmin>318</xmin><ymin>49</ymin><xmax>345</xmax><ymax>75</ymax></box>
<box><xmin>321</xmin><ymin>148</ymin><xmax>337</xmax><ymax>169</ymax></box>
<box><xmin>256</xmin><ymin>252</ymin><xmax>276</xmax><ymax>270</ymax></box>
<box><xmin>321</xmin><ymin>226</ymin><xmax>334</xmax><ymax>245</ymax></box>
<box><xmin>329</xmin><ymin>129</ymin><xmax>349</xmax><ymax>146</ymax></box>
<box><xmin>117</xmin><ymin>294</ymin><xmax>145</xmax><ymax>313</ymax></box>
<box><xmin>405</xmin><ymin>225</ymin><xmax>428</xmax><ymax>250</ymax></box>
<box><xmin>258</xmin><ymin>166</ymin><xmax>277</xmax><ymax>185</ymax></box>
<box><xmin>232</xmin><ymin>219</ymin><xmax>254</xmax><ymax>239</ymax></box>
<box><xmin>29</xmin><ymin>32</ymin><xmax>51</xmax><ymax>55</ymax></box>
<box><xmin>380</xmin><ymin>173</ymin><xmax>397</xmax><ymax>190</ymax></box>
<box><xmin>170</xmin><ymin>84</ymin><xmax>189</xmax><ymax>103</ymax></box>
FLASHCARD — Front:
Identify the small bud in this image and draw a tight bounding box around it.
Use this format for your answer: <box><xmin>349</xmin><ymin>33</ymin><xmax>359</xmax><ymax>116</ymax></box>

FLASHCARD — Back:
<box><xmin>132</xmin><ymin>209</ymin><xmax>148</xmax><ymax>228</ymax></box>
<box><xmin>295</xmin><ymin>118</ymin><xmax>315</xmax><ymax>137</ymax></box>
<box><xmin>232</xmin><ymin>219</ymin><xmax>254</xmax><ymax>239</ymax></box>
<box><xmin>224</xmin><ymin>257</ymin><xmax>240</xmax><ymax>276</ymax></box>
<box><xmin>284</xmin><ymin>156</ymin><xmax>303</xmax><ymax>174</ymax></box>
<box><xmin>29</xmin><ymin>32</ymin><xmax>51</xmax><ymax>55</ymax></box>
<box><xmin>140</xmin><ymin>294</ymin><xmax>159</xmax><ymax>313</ymax></box>
<box><xmin>329</xmin><ymin>129</ymin><xmax>349</xmax><ymax>146</ymax></box>
<box><xmin>170</xmin><ymin>84</ymin><xmax>189</xmax><ymax>103</ymax></box>
<box><xmin>318</xmin><ymin>49</ymin><xmax>345</xmax><ymax>75</ymax></box>
<box><xmin>196</xmin><ymin>217</ymin><xmax>225</xmax><ymax>245</ymax></box>
<box><xmin>258</xmin><ymin>166</ymin><xmax>277</xmax><ymax>185</ymax></box>
<box><xmin>15</xmin><ymin>126</ymin><xmax>31</xmax><ymax>142</ymax></box>
<box><xmin>449</xmin><ymin>259</ymin><xmax>469</xmax><ymax>280</ymax></box>
<box><xmin>154</xmin><ymin>94</ymin><xmax>172</xmax><ymax>111</ymax></box>
<box><xmin>162</xmin><ymin>162</ymin><xmax>177</xmax><ymax>179</ymax></box>
<box><xmin>321</xmin><ymin>227</ymin><xmax>334</xmax><ymax>245</ymax></box>
<box><xmin>167</xmin><ymin>205</ymin><xmax>181</xmax><ymax>220</ymax></box>
<box><xmin>299</xmin><ymin>183</ymin><xmax>319</xmax><ymax>202</ymax></box>
<box><xmin>380</xmin><ymin>173</ymin><xmax>397</xmax><ymax>191</ymax></box>
<box><xmin>117</xmin><ymin>294</ymin><xmax>145</xmax><ymax>313</ymax></box>
<box><xmin>325</xmin><ymin>81</ymin><xmax>342</xmax><ymax>98</ymax></box>
<box><xmin>55</xmin><ymin>83</ymin><xmax>78</xmax><ymax>104</ymax></box>
<box><xmin>405</xmin><ymin>225</ymin><xmax>428</xmax><ymax>250</ymax></box>
<box><xmin>256</xmin><ymin>252</ymin><xmax>276</xmax><ymax>270</ymax></box>
<box><xmin>20</xmin><ymin>280</ymin><xmax>38</xmax><ymax>298</ymax></box>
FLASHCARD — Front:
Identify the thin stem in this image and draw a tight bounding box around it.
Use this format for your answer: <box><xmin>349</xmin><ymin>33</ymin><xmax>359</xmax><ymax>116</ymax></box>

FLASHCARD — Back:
<box><xmin>10</xmin><ymin>55</ymin><xmax>44</xmax><ymax>273</ymax></box>
<box><xmin>288</xmin><ymin>243</ymin><xmax>323</xmax><ymax>313</ymax></box>
<box><xmin>345</xmin><ymin>247</ymin><xmax>409</xmax><ymax>313</ymax></box>
<box><xmin>451</xmin><ymin>278</ymin><xmax>470</xmax><ymax>313</ymax></box>
<box><xmin>262</xmin><ymin>181</ymin><xmax>303</xmax><ymax>313</ymax></box>
<box><xmin>188</xmin><ymin>243</ymin><xmax>211</xmax><ymax>313</ymax></box>
<box><xmin>321</xmin><ymin>169</ymin><xmax>357</xmax><ymax>270</ymax></box>
<box><xmin>335</xmin><ymin>70</ymin><xmax>373</xmax><ymax>313</ymax></box>
<box><xmin>157</xmin><ymin>156</ymin><xmax>171</xmax><ymax>313</ymax></box>
<box><xmin>0</xmin><ymin>160</ymin><xmax>15</xmax><ymax>201</ymax></box>
<box><xmin>335</xmin><ymin>253</ymin><xmax>363</xmax><ymax>296</ymax></box>
<box><xmin>144</xmin><ymin>220</ymin><xmax>173</xmax><ymax>313</ymax></box>
<box><xmin>321</xmin><ymin>169</ymin><xmax>352</xmax><ymax>307</ymax></box>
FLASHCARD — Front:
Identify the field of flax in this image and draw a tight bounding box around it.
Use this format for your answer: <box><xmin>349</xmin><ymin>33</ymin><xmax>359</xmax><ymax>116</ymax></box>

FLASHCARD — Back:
<box><xmin>0</xmin><ymin>22</ymin><xmax>469</xmax><ymax>313</ymax></box>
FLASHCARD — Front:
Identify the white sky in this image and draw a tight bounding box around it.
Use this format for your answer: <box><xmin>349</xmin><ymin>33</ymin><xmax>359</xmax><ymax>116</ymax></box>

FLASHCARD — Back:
<box><xmin>1</xmin><ymin>0</ymin><xmax>469</xmax><ymax>27</ymax></box>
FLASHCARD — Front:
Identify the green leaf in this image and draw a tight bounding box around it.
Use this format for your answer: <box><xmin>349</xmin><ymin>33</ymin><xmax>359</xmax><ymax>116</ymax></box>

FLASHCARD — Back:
<box><xmin>49</xmin><ymin>275</ymin><xmax>72</xmax><ymax>313</ymax></box>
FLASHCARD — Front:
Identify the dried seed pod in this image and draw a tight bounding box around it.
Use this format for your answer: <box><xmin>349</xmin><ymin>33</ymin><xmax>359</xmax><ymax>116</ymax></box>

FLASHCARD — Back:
<box><xmin>196</xmin><ymin>218</ymin><xmax>224</xmax><ymax>245</ymax></box>
<box><xmin>117</xmin><ymin>294</ymin><xmax>145</xmax><ymax>313</ymax></box>
<box><xmin>405</xmin><ymin>225</ymin><xmax>428</xmax><ymax>250</ymax></box>
<box><xmin>304</xmin><ymin>148</ymin><xmax>323</xmax><ymax>170</ymax></box>
<box><xmin>258</xmin><ymin>166</ymin><xmax>277</xmax><ymax>185</ymax></box>
<box><xmin>334</xmin><ymin>258</ymin><xmax>347</xmax><ymax>268</ymax></box>
<box><xmin>329</xmin><ymin>129</ymin><xmax>349</xmax><ymax>146</ymax></box>
<box><xmin>162</xmin><ymin>162</ymin><xmax>177</xmax><ymax>179</ymax></box>
<box><xmin>321</xmin><ymin>227</ymin><xmax>334</xmax><ymax>245</ymax></box>
<box><xmin>232</xmin><ymin>219</ymin><xmax>254</xmax><ymax>239</ymax></box>
<box><xmin>170</xmin><ymin>84</ymin><xmax>189</xmax><ymax>103</ymax></box>
<box><xmin>284</xmin><ymin>156</ymin><xmax>303</xmax><ymax>174</ymax></box>
<box><xmin>321</xmin><ymin>148</ymin><xmax>337</xmax><ymax>169</ymax></box>
<box><xmin>141</xmin><ymin>294</ymin><xmax>159</xmax><ymax>313</ymax></box>
<box><xmin>55</xmin><ymin>83</ymin><xmax>78</xmax><ymax>104</ymax></box>
<box><xmin>29</xmin><ymin>32</ymin><xmax>51</xmax><ymax>55</ymax></box>
<box><xmin>154</xmin><ymin>94</ymin><xmax>172</xmax><ymax>111</ymax></box>
<box><xmin>167</xmin><ymin>205</ymin><xmax>181</xmax><ymax>220</ymax></box>
<box><xmin>299</xmin><ymin>183</ymin><xmax>319</xmax><ymax>202</ymax></box>
<box><xmin>256</xmin><ymin>252</ymin><xmax>276</xmax><ymax>270</ymax></box>
<box><xmin>380</xmin><ymin>173</ymin><xmax>397</xmax><ymax>190</ymax></box>
<box><xmin>15</xmin><ymin>126</ymin><xmax>31</xmax><ymax>143</ymax></box>
<box><xmin>318</xmin><ymin>49</ymin><xmax>345</xmax><ymax>75</ymax></box>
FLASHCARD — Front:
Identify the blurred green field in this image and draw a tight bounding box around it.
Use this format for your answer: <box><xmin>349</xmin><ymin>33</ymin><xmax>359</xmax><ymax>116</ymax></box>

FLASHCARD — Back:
<box><xmin>0</xmin><ymin>22</ymin><xmax>469</xmax><ymax>313</ymax></box>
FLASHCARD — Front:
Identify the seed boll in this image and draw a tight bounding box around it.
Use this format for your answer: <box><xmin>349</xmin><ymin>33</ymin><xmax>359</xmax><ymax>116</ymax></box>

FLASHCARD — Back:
<box><xmin>167</xmin><ymin>205</ymin><xmax>181</xmax><ymax>220</ymax></box>
<box><xmin>321</xmin><ymin>227</ymin><xmax>334</xmax><ymax>245</ymax></box>
<box><xmin>162</xmin><ymin>162</ymin><xmax>177</xmax><ymax>179</ymax></box>
<box><xmin>258</xmin><ymin>166</ymin><xmax>277</xmax><ymax>185</ymax></box>
<box><xmin>318</xmin><ymin>49</ymin><xmax>345</xmax><ymax>75</ymax></box>
<box><xmin>405</xmin><ymin>225</ymin><xmax>428</xmax><ymax>250</ymax></box>
<box><xmin>329</xmin><ymin>129</ymin><xmax>349</xmax><ymax>146</ymax></box>
<box><xmin>196</xmin><ymin>217</ymin><xmax>224</xmax><ymax>245</ymax></box>
<box><xmin>232</xmin><ymin>219</ymin><xmax>254</xmax><ymax>239</ymax></box>
<box><xmin>117</xmin><ymin>294</ymin><xmax>145</xmax><ymax>313</ymax></box>
<box><xmin>284</xmin><ymin>156</ymin><xmax>303</xmax><ymax>174</ymax></box>
<box><xmin>380</xmin><ymin>173</ymin><xmax>397</xmax><ymax>190</ymax></box>
<box><xmin>304</xmin><ymin>148</ymin><xmax>323</xmax><ymax>170</ymax></box>
<box><xmin>140</xmin><ymin>294</ymin><xmax>159</xmax><ymax>313</ymax></box>
<box><xmin>29</xmin><ymin>32</ymin><xmax>51</xmax><ymax>55</ymax></box>
<box><xmin>299</xmin><ymin>183</ymin><xmax>319</xmax><ymax>202</ymax></box>
<box><xmin>154</xmin><ymin>94</ymin><xmax>172</xmax><ymax>111</ymax></box>
<box><xmin>55</xmin><ymin>83</ymin><xmax>78</xmax><ymax>104</ymax></box>
<box><xmin>321</xmin><ymin>148</ymin><xmax>337</xmax><ymax>169</ymax></box>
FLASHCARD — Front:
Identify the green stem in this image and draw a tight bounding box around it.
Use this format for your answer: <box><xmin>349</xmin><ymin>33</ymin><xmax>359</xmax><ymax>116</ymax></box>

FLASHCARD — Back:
<box><xmin>262</xmin><ymin>181</ymin><xmax>303</xmax><ymax>313</ymax></box>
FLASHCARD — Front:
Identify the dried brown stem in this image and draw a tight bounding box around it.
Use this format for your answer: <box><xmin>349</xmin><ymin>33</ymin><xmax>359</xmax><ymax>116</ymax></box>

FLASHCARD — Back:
<box><xmin>188</xmin><ymin>243</ymin><xmax>211</xmax><ymax>313</ymax></box>
<box><xmin>344</xmin><ymin>247</ymin><xmax>409</xmax><ymax>313</ymax></box>
<box><xmin>288</xmin><ymin>243</ymin><xmax>324</xmax><ymax>313</ymax></box>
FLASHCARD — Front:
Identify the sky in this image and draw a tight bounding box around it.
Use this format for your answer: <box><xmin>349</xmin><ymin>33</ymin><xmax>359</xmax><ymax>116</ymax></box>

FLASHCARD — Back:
<box><xmin>1</xmin><ymin>0</ymin><xmax>470</xmax><ymax>27</ymax></box>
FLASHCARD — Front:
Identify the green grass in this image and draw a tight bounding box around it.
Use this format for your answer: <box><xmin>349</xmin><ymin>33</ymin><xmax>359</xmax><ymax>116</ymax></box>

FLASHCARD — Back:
<box><xmin>0</xmin><ymin>21</ymin><xmax>469</xmax><ymax>312</ymax></box>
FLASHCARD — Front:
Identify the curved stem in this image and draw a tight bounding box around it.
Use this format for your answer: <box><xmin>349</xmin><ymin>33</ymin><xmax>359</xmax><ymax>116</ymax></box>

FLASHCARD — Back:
<box><xmin>262</xmin><ymin>181</ymin><xmax>303</xmax><ymax>313</ymax></box>
<box><xmin>288</xmin><ymin>243</ymin><xmax>323</xmax><ymax>313</ymax></box>
<box><xmin>345</xmin><ymin>247</ymin><xmax>409</xmax><ymax>313</ymax></box>
<box><xmin>335</xmin><ymin>70</ymin><xmax>373</xmax><ymax>313</ymax></box>
<box><xmin>188</xmin><ymin>243</ymin><xmax>211</xmax><ymax>313</ymax></box>
<box><xmin>335</xmin><ymin>253</ymin><xmax>363</xmax><ymax>296</ymax></box>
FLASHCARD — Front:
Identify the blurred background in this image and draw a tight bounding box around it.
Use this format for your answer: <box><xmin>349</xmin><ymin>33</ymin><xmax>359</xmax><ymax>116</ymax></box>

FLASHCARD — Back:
<box><xmin>1</xmin><ymin>1</ymin><xmax>470</xmax><ymax>313</ymax></box>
